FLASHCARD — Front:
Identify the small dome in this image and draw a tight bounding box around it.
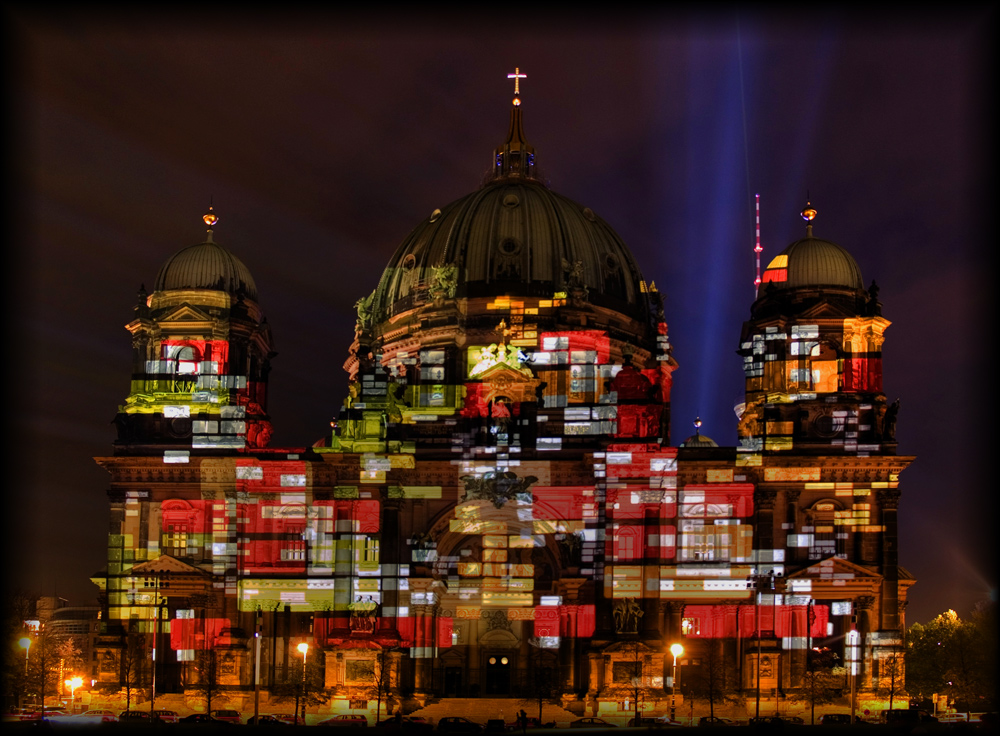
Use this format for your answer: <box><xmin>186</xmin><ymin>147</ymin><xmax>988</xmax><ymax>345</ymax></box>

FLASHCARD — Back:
<box><xmin>680</xmin><ymin>432</ymin><xmax>719</xmax><ymax>448</ymax></box>
<box><xmin>759</xmin><ymin>237</ymin><xmax>863</xmax><ymax>292</ymax></box>
<box><xmin>154</xmin><ymin>239</ymin><xmax>258</xmax><ymax>301</ymax></box>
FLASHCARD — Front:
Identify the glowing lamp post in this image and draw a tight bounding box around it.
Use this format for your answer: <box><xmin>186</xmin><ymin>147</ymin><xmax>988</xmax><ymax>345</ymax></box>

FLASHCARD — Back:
<box><xmin>65</xmin><ymin>677</ymin><xmax>83</xmax><ymax>712</ymax></box>
<box><xmin>19</xmin><ymin>638</ymin><xmax>31</xmax><ymax>710</ymax></box>
<box><xmin>297</xmin><ymin>642</ymin><xmax>309</xmax><ymax>726</ymax></box>
<box><xmin>19</xmin><ymin>637</ymin><xmax>31</xmax><ymax>675</ymax></box>
<box><xmin>669</xmin><ymin>643</ymin><xmax>684</xmax><ymax>722</ymax></box>
<box><xmin>846</xmin><ymin>629</ymin><xmax>860</xmax><ymax>724</ymax></box>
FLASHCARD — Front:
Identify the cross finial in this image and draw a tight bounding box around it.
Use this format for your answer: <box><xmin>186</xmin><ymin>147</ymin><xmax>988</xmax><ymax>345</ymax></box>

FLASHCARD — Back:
<box><xmin>507</xmin><ymin>67</ymin><xmax>526</xmax><ymax>102</ymax></box>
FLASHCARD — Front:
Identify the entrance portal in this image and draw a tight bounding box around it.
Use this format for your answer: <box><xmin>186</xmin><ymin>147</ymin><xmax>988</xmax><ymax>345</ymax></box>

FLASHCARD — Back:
<box><xmin>485</xmin><ymin>654</ymin><xmax>512</xmax><ymax>695</ymax></box>
<box><xmin>444</xmin><ymin>667</ymin><xmax>463</xmax><ymax>697</ymax></box>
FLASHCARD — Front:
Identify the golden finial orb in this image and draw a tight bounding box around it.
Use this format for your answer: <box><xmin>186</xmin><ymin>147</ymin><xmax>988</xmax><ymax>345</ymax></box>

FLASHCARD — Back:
<box><xmin>801</xmin><ymin>201</ymin><xmax>817</xmax><ymax>222</ymax></box>
<box><xmin>203</xmin><ymin>206</ymin><xmax>218</xmax><ymax>229</ymax></box>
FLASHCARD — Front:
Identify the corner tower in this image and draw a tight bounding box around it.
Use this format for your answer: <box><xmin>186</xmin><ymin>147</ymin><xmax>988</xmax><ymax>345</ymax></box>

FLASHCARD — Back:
<box><xmin>737</xmin><ymin>203</ymin><xmax>894</xmax><ymax>456</ymax></box>
<box><xmin>113</xmin><ymin>209</ymin><xmax>276</xmax><ymax>455</ymax></box>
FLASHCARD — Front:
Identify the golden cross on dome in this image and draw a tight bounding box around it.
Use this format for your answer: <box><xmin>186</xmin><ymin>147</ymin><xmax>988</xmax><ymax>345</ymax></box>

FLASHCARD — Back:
<box><xmin>507</xmin><ymin>67</ymin><xmax>526</xmax><ymax>97</ymax></box>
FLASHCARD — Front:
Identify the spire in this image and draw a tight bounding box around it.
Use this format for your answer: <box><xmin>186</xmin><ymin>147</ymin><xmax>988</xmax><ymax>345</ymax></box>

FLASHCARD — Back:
<box><xmin>489</xmin><ymin>67</ymin><xmax>539</xmax><ymax>183</ymax></box>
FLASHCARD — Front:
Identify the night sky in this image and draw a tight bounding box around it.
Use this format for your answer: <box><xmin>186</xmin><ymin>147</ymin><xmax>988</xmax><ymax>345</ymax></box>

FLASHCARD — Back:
<box><xmin>6</xmin><ymin>9</ymin><xmax>995</xmax><ymax>627</ymax></box>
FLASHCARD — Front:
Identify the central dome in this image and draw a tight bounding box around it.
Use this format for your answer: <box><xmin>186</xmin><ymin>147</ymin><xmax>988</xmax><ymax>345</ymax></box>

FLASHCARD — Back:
<box><xmin>370</xmin><ymin>178</ymin><xmax>650</xmax><ymax>322</ymax></box>
<box><xmin>367</xmin><ymin>99</ymin><xmax>651</xmax><ymax>325</ymax></box>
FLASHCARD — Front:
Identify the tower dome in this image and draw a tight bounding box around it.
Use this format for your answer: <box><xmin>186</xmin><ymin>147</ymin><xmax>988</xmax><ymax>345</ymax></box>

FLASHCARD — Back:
<box><xmin>153</xmin><ymin>209</ymin><xmax>258</xmax><ymax>300</ymax></box>
<box><xmin>758</xmin><ymin>202</ymin><xmax>863</xmax><ymax>293</ymax></box>
<box><xmin>154</xmin><ymin>238</ymin><xmax>258</xmax><ymax>300</ymax></box>
<box><xmin>759</xmin><ymin>237</ymin><xmax>863</xmax><ymax>291</ymax></box>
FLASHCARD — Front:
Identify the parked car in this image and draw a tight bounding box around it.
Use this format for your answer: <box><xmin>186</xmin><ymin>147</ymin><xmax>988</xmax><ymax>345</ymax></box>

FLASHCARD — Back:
<box><xmin>212</xmin><ymin>709</ymin><xmax>243</xmax><ymax>724</ymax></box>
<box><xmin>819</xmin><ymin>713</ymin><xmax>854</xmax><ymax>726</ymax></box>
<box><xmin>178</xmin><ymin>713</ymin><xmax>233</xmax><ymax>726</ymax></box>
<box><xmin>652</xmin><ymin>717</ymin><xmax>684</xmax><ymax>729</ymax></box>
<box><xmin>154</xmin><ymin>709</ymin><xmax>181</xmax><ymax>723</ymax></box>
<box><xmin>569</xmin><ymin>717</ymin><xmax>616</xmax><ymax>728</ymax></box>
<box><xmin>119</xmin><ymin>710</ymin><xmax>153</xmax><ymax>723</ymax></box>
<box><xmin>248</xmin><ymin>714</ymin><xmax>290</xmax><ymax>725</ymax></box>
<box><xmin>749</xmin><ymin>716</ymin><xmax>803</xmax><ymax>726</ymax></box>
<box><xmin>319</xmin><ymin>714</ymin><xmax>370</xmax><ymax>727</ymax></box>
<box><xmin>437</xmin><ymin>716</ymin><xmax>485</xmax><ymax>734</ymax></box>
<box><xmin>273</xmin><ymin>713</ymin><xmax>300</xmax><ymax>725</ymax></box>
<box><xmin>880</xmin><ymin>709</ymin><xmax>937</xmax><ymax>726</ymax></box>
<box><xmin>79</xmin><ymin>709</ymin><xmax>120</xmax><ymax>723</ymax></box>
<box><xmin>937</xmin><ymin>713</ymin><xmax>970</xmax><ymax>723</ymax></box>
<box><xmin>626</xmin><ymin>716</ymin><xmax>659</xmax><ymax>727</ymax></box>
<box><xmin>698</xmin><ymin>716</ymin><xmax>733</xmax><ymax>727</ymax></box>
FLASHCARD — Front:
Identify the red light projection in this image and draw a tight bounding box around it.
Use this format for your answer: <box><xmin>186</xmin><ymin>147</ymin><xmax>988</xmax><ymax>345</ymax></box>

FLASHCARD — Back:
<box><xmin>170</xmin><ymin>617</ymin><xmax>231</xmax><ymax>650</ymax></box>
<box><xmin>681</xmin><ymin>603</ymin><xmax>829</xmax><ymax>639</ymax></box>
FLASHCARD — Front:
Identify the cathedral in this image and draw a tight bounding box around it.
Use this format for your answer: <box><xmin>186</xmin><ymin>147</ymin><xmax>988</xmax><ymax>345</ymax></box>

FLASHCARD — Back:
<box><xmin>92</xmin><ymin>80</ymin><xmax>914</xmax><ymax>721</ymax></box>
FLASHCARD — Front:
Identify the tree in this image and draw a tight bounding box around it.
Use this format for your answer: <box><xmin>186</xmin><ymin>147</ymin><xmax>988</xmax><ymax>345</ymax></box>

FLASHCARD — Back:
<box><xmin>684</xmin><ymin>640</ymin><xmax>741</xmax><ymax>720</ymax></box>
<box><xmin>119</xmin><ymin>629</ymin><xmax>149</xmax><ymax>712</ymax></box>
<box><xmin>24</xmin><ymin>628</ymin><xmax>64</xmax><ymax>709</ymax></box>
<box><xmin>188</xmin><ymin>647</ymin><xmax>220</xmax><ymax>715</ymax></box>
<box><xmin>906</xmin><ymin>604</ymin><xmax>997</xmax><ymax>713</ymax></box>
<box><xmin>791</xmin><ymin>647</ymin><xmax>844</xmax><ymax>725</ymax></box>
<box><xmin>603</xmin><ymin>642</ymin><xmax>653</xmax><ymax>726</ymax></box>
<box><xmin>349</xmin><ymin>646</ymin><xmax>398</xmax><ymax>725</ymax></box>
<box><xmin>270</xmin><ymin>649</ymin><xmax>329</xmax><ymax>725</ymax></box>
<box><xmin>1</xmin><ymin>590</ymin><xmax>37</xmax><ymax>710</ymax></box>
<box><xmin>875</xmin><ymin>642</ymin><xmax>906</xmax><ymax>711</ymax></box>
<box><xmin>519</xmin><ymin>643</ymin><xmax>560</xmax><ymax>724</ymax></box>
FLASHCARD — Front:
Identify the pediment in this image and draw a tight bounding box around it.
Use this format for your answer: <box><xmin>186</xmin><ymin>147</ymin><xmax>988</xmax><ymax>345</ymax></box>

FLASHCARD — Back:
<box><xmin>129</xmin><ymin>554</ymin><xmax>209</xmax><ymax>577</ymax></box>
<box><xmin>796</xmin><ymin>302</ymin><xmax>856</xmax><ymax>321</ymax></box>
<box><xmin>477</xmin><ymin>361</ymin><xmax>533</xmax><ymax>381</ymax></box>
<box><xmin>603</xmin><ymin>640</ymin><xmax>657</xmax><ymax>654</ymax></box>
<box><xmin>788</xmin><ymin>556</ymin><xmax>882</xmax><ymax>583</ymax></box>
<box><xmin>156</xmin><ymin>303</ymin><xmax>218</xmax><ymax>324</ymax></box>
<box><xmin>479</xmin><ymin>628</ymin><xmax>519</xmax><ymax>649</ymax></box>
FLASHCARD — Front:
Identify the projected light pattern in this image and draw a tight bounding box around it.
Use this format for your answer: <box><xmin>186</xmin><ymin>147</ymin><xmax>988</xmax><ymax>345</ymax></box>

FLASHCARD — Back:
<box><xmin>95</xmin><ymin>94</ymin><xmax>913</xmax><ymax>711</ymax></box>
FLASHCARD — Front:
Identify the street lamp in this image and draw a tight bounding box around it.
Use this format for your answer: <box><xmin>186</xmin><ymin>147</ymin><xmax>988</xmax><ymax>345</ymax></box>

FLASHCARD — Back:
<box><xmin>19</xmin><ymin>638</ymin><xmax>32</xmax><ymax>710</ymax></box>
<box><xmin>65</xmin><ymin>677</ymin><xmax>83</xmax><ymax>712</ymax></box>
<box><xmin>19</xmin><ymin>637</ymin><xmax>31</xmax><ymax>676</ymax></box>
<box><xmin>297</xmin><ymin>643</ymin><xmax>309</xmax><ymax>726</ymax></box>
<box><xmin>669</xmin><ymin>643</ymin><xmax>684</xmax><ymax>722</ymax></box>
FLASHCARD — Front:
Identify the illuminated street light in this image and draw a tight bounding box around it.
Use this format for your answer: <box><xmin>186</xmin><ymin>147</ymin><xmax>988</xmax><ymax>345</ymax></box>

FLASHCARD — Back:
<box><xmin>65</xmin><ymin>677</ymin><xmax>83</xmax><ymax>711</ymax></box>
<box><xmin>19</xmin><ymin>637</ymin><xmax>31</xmax><ymax>676</ymax></box>
<box><xmin>847</xmin><ymin>629</ymin><xmax>860</xmax><ymax>724</ymax></box>
<box><xmin>296</xmin><ymin>643</ymin><xmax>309</xmax><ymax>726</ymax></box>
<box><xmin>669</xmin><ymin>643</ymin><xmax>684</xmax><ymax>721</ymax></box>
